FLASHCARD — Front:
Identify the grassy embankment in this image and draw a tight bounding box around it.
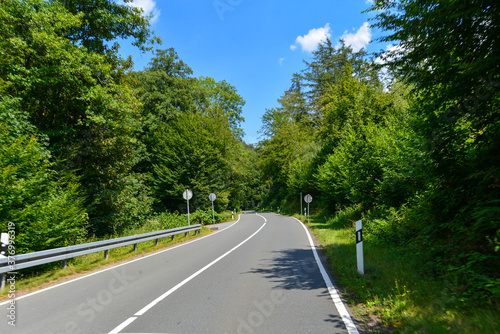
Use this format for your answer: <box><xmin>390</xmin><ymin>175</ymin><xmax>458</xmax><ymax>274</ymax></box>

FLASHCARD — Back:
<box><xmin>297</xmin><ymin>209</ymin><xmax>499</xmax><ymax>334</ymax></box>
<box><xmin>0</xmin><ymin>211</ymin><xmax>236</xmax><ymax>299</ymax></box>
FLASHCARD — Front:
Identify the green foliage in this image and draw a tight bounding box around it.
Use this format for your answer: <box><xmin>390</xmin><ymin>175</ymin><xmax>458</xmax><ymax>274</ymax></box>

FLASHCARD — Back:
<box><xmin>364</xmin><ymin>0</ymin><xmax>500</xmax><ymax>304</ymax></box>
<box><xmin>152</xmin><ymin>211</ymin><xmax>186</xmax><ymax>230</ymax></box>
<box><xmin>258</xmin><ymin>103</ymin><xmax>316</xmax><ymax>207</ymax></box>
<box><xmin>300</xmin><ymin>39</ymin><xmax>380</xmax><ymax>114</ymax></box>
<box><xmin>1</xmin><ymin>0</ymin><xmax>256</xmax><ymax>250</ymax></box>
<box><xmin>0</xmin><ymin>114</ymin><xmax>87</xmax><ymax>253</ymax></box>
<box><xmin>230</xmin><ymin>143</ymin><xmax>267</xmax><ymax>210</ymax></box>
<box><xmin>56</xmin><ymin>0</ymin><xmax>154</xmax><ymax>54</ymax></box>
<box><xmin>0</xmin><ymin>0</ymin><xmax>154</xmax><ymax>236</ymax></box>
<box><xmin>308</xmin><ymin>211</ymin><xmax>500</xmax><ymax>333</ymax></box>
<box><xmin>151</xmin><ymin>112</ymin><xmax>234</xmax><ymax>212</ymax></box>
<box><xmin>196</xmin><ymin>76</ymin><xmax>246</xmax><ymax>139</ymax></box>
<box><xmin>258</xmin><ymin>1</ymin><xmax>500</xmax><ymax>306</ymax></box>
<box><xmin>190</xmin><ymin>209</ymin><xmax>221</xmax><ymax>225</ymax></box>
<box><xmin>132</xmin><ymin>48</ymin><xmax>203</xmax><ymax>143</ymax></box>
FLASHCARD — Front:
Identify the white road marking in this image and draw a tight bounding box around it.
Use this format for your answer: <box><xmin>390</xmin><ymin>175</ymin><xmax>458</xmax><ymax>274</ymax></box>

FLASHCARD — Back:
<box><xmin>0</xmin><ymin>216</ymin><xmax>242</xmax><ymax>306</ymax></box>
<box><xmin>109</xmin><ymin>214</ymin><xmax>267</xmax><ymax>333</ymax></box>
<box><xmin>294</xmin><ymin>217</ymin><xmax>360</xmax><ymax>334</ymax></box>
<box><xmin>108</xmin><ymin>316</ymin><xmax>137</xmax><ymax>334</ymax></box>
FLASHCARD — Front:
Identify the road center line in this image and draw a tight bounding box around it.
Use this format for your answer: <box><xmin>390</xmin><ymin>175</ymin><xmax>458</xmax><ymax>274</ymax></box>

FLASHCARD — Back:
<box><xmin>108</xmin><ymin>317</ymin><xmax>137</xmax><ymax>334</ymax></box>
<box><xmin>108</xmin><ymin>215</ymin><xmax>267</xmax><ymax>334</ymax></box>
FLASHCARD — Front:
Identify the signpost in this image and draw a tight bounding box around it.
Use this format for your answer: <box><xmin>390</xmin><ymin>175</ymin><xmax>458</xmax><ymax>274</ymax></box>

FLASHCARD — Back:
<box><xmin>209</xmin><ymin>193</ymin><xmax>216</xmax><ymax>224</ymax></box>
<box><xmin>183</xmin><ymin>189</ymin><xmax>193</xmax><ymax>225</ymax></box>
<box><xmin>355</xmin><ymin>220</ymin><xmax>364</xmax><ymax>275</ymax></box>
<box><xmin>304</xmin><ymin>194</ymin><xmax>312</xmax><ymax>223</ymax></box>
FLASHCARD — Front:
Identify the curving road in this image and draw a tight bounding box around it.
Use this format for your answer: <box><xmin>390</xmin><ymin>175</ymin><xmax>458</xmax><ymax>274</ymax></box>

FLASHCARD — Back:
<box><xmin>1</xmin><ymin>212</ymin><xmax>359</xmax><ymax>334</ymax></box>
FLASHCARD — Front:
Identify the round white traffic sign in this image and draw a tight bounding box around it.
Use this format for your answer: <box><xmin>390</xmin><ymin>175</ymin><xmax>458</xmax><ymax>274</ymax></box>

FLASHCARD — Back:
<box><xmin>183</xmin><ymin>189</ymin><xmax>193</xmax><ymax>200</ymax></box>
<box><xmin>209</xmin><ymin>193</ymin><xmax>216</xmax><ymax>202</ymax></box>
<box><xmin>304</xmin><ymin>194</ymin><xmax>312</xmax><ymax>203</ymax></box>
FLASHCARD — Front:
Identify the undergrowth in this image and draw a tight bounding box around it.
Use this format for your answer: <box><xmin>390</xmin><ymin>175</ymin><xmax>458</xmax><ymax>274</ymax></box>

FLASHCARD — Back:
<box><xmin>304</xmin><ymin>206</ymin><xmax>500</xmax><ymax>333</ymax></box>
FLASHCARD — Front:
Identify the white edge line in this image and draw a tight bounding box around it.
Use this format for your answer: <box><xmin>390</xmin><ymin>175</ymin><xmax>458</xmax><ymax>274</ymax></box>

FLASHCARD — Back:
<box><xmin>0</xmin><ymin>215</ymin><xmax>242</xmax><ymax>306</ymax></box>
<box><xmin>110</xmin><ymin>216</ymin><xmax>267</xmax><ymax>333</ymax></box>
<box><xmin>293</xmin><ymin>217</ymin><xmax>360</xmax><ymax>334</ymax></box>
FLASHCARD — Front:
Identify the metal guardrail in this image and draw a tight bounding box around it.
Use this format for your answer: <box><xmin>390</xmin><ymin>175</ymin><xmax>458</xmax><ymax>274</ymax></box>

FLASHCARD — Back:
<box><xmin>0</xmin><ymin>224</ymin><xmax>201</xmax><ymax>275</ymax></box>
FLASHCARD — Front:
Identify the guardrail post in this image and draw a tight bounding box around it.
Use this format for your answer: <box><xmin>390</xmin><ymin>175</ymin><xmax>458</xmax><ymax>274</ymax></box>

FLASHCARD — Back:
<box><xmin>184</xmin><ymin>232</ymin><xmax>188</xmax><ymax>237</ymax></box>
<box><xmin>104</xmin><ymin>250</ymin><xmax>109</xmax><ymax>260</ymax></box>
<box><xmin>155</xmin><ymin>239</ymin><xmax>159</xmax><ymax>246</ymax></box>
<box><xmin>62</xmin><ymin>259</ymin><xmax>67</xmax><ymax>269</ymax></box>
<box><xmin>0</xmin><ymin>273</ymin><xmax>5</xmax><ymax>290</ymax></box>
<box><xmin>133</xmin><ymin>243</ymin><xmax>138</xmax><ymax>251</ymax></box>
<box><xmin>171</xmin><ymin>235</ymin><xmax>175</xmax><ymax>241</ymax></box>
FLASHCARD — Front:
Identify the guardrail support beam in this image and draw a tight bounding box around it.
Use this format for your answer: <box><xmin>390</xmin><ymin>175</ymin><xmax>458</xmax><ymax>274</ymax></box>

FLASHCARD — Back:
<box><xmin>0</xmin><ymin>273</ymin><xmax>5</xmax><ymax>290</ymax></box>
<box><xmin>1</xmin><ymin>224</ymin><xmax>201</xmax><ymax>275</ymax></box>
<box><xmin>155</xmin><ymin>239</ymin><xmax>159</xmax><ymax>246</ymax></box>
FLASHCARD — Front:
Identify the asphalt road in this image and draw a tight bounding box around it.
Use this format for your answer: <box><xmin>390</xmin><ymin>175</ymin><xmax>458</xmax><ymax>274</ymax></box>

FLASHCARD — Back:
<box><xmin>1</xmin><ymin>212</ymin><xmax>359</xmax><ymax>334</ymax></box>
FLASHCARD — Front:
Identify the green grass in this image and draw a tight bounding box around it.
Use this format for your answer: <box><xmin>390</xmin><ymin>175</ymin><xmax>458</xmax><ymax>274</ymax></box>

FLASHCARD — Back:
<box><xmin>300</xmin><ymin>212</ymin><xmax>500</xmax><ymax>334</ymax></box>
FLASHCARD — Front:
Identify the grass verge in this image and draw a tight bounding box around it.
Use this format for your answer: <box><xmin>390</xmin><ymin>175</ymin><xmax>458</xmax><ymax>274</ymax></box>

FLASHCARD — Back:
<box><xmin>300</xmin><ymin>211</ymin><xmax>500</xmax><ymax>334</ymax></box>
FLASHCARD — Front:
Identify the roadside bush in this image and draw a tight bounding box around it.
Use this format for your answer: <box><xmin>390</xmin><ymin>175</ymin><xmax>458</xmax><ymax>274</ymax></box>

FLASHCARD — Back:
<box><xmin>154</xmin><ymin>211</ymin><xmax>186</xmax><ymax>229</ymax></box>
<box><xmin>0</xmin><ymin>119</ymin><xmax>87</xmax><ymax>253</ymax></box>
<box><xmin>190</xmin><ymin>209</ymin><xmax>221</xmax><ymax>225</ymax></box>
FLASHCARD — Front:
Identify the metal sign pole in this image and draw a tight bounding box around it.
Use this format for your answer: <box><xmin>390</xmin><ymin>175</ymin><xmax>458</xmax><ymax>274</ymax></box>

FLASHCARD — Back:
<box><xmin>183</xmin><ymin>190</ymin><xmax>193</xmax><ymax>226</ymax></box>
<box><xmin>212</xmin><ymin>200</ymin><xmax>215</xmax><ymax>224</ymax></box>
<box><xmin>187</xmin><ymin>198</ymin><xmax>190</xmax><ymax>226</ymax></box>
<box><xmin>304</xmin><ymin>194</ymin><xmax>312</xmax><ymax>224</ymax></box>
<box><xmin>209</xmin><ymin>193</ymin><xmax>216</xmax><ymax>225</ymax></box>
<box><xmin>308</xmin><ymin>201</ymin><xmax>310</xmax><ymax>224</ymax></box>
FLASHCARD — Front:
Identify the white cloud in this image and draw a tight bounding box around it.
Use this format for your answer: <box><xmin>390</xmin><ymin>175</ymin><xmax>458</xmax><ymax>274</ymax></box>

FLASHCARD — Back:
<box><xmin>365</xmin><ymin>0</ymin><xmax>374</xmax><ymax>5</ymax></box>
<box><xmin>126</xmin><ymin>0</ymin><xmax>160</xmax><ymax>24</ymax></box>
<box><xmin>339</xmin><ymin>22</ymin><xmax>371</xmax><ymax>52</ymax></box>
<box><xmin>279</xmin><ymin>58</ymin><xmax>285</xmax><ymax>66</ymax></box>
<box><xmin>376</xmin><ymin>43</ymin><xmax>404</xmax><ymax>65</ymax></box>
<box><xmin>291</xmin><ymin>23</ymin><xmax>332</xmax><ymax>53</ymax></box>
<box><xmin>376</xmin><ymin>44</ymin><xmax>406</xmax><ymax>91</ymax></box>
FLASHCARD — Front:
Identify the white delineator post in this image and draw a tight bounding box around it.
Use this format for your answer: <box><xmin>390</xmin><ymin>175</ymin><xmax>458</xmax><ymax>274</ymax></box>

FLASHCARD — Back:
<box><xmin>355</xmin><ymin>220</ymin><xmax>364</xmax><ymax>275</ymax></box>
<box><xmin>0</xmin><ymin>232</ymin><xmax>8</xmax><ymax>289</ymax></box>
<box><xmin>300</xmin><ymin>192</ymin><xmax>302</xmax><ymax>218</ymax></box>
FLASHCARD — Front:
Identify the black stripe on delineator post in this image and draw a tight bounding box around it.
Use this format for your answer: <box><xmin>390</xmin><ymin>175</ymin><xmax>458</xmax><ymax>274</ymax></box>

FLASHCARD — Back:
<box><xmin>356</xmin><ymin>230</ymin><xmax>362</xmax><ymax>244</ymax></box>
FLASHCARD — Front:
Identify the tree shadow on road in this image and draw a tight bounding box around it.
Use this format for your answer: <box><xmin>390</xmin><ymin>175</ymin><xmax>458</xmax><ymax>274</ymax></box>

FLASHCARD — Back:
<box><xmin>241</xmin><ymin>248</ymin><xmax>354</xmax><ymax>331</ymax></box>
<box><xmin>242</xmin><ymin>248</ymin><xmax>330</xmax><ymax>294</ymax></box>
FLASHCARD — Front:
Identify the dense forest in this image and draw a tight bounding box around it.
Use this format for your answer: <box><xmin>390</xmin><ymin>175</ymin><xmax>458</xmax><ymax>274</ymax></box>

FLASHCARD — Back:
<box><xmin>1</xmin><ymin>0</ymin><xmax>498</xmax><ymax>305</ymax></box>
<box><xmin>257</xmin><ymin>1</ymin><xmax>499</xmax><ymax>305</ymax></box>
<box><xmin>0</xmin><ymin>0</ymin><xmax>265</xmax><ymax>251</ymax></box>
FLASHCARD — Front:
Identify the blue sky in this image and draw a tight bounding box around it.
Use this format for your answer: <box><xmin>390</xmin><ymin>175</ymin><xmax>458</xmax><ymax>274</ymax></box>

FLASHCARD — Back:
<box><xmin>120</xmin><ymin>0</ymin><xmax>389</xmax><ymax>145</ymax></box>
